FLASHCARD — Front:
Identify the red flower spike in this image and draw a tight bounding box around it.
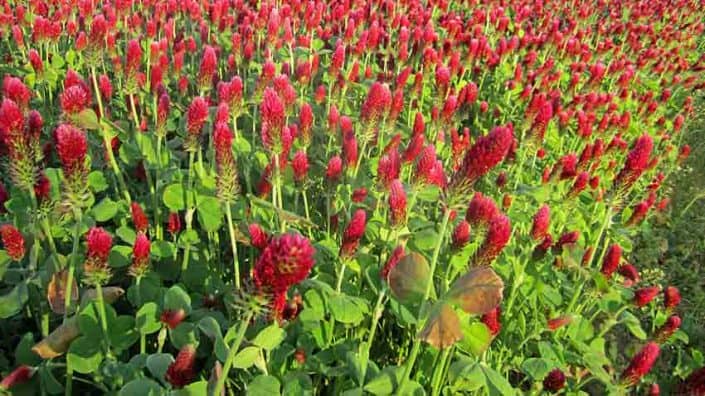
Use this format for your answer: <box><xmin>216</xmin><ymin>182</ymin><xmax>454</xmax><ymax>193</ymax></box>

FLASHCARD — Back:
<box><xmin>601</xmin><ymin>244</ymin><xmax>622</xmax><ymax>277</ymax></box>
<box><xmin>634</xmin><ymin>286</ymin><xmax>661</xmax><ymax>307</ymax></box>
<box><xmin>160</xmin><ymin>309</ymin><xmax>186</xmax><ymax>330</ymax></box>
<box><xmin>452</xmin><ymin>220</ymin><xmax>471</xmax><ymax>250</ymax></box>
<box><xmin>449</xmin><ymin>126</ymin><xmax>513</xmax><ymax>200</ymax></box>
<box><xmin>621</xmin><ymin>342</ymin><xmax>660</xmax><ymax>386</ymax></box>
<box><xmin>248</xmin><ymin>224</ymin><xmax>270</xmax><ymax>251</ymax></box>
<box><xmin>167</xmin><ymin>212</ymin><xmax>181</xmax><ymax>235</ymax></box>
<box><xmin>0</xmin><ymin>225</ymin><xmax>25</xmax><ymax>262</ymax></box>
<box><xmin>472</xmin><ymin>214</ymin><xmax>511</xmax><ymax>266</ymax></box>
<box><xmin>292</xmin><ymin>150</ymin><xmax>309</xmax><ymax>183</ymax></box>
<box><xmin>165</xmin><ymin>345</ymin><xmax>196</xmax><ymax>389</ymax></box>
<box><xmin>481</xmin><ymin>307</ymin><xmax>501</xmax><ymax>336</ymax></box>
<box><xmin>663</xmin><ymin>286</ymin><xmax>681</xmax><ymax>309</ymax></box>
<box><xmin>530</xmin><ymin>205</ymin><xmax>551</xmax><ymax>241</ymax></box>
<box><xmin>129</xmin><ymin>233</ymin><xmax>151</xmax><ymax>278</ymax></box>
<box><xmin>543</xmin><ymin>369</ymin><xmax>566</xmax><ymax>393</ymax></box>
<box><xmin>0</xmin><ymin>365</ymin><xmax>35</xmax><ymax>390</ymax></box>
<box><xmin>655</xmin><ymin>315</ymin><xmax>681</xmax><ymax>343</ymax></box>
<box><xmin>388</xmin><ymin>180</ymin><xmax>407</xmax><ymax>227</ymax></box>
<box><xmin>340</xmin><ymin>209</ymin><xmax>367</xmax><ymax>259</ymax></box>
<box><xmin>86</xmin><ymin>227</ymin><xmax>112</xmax><ymax>262</ymax></box>
<box><xmin>253</xmin><ymin>233</ymin><xmax>315</xmax><ymax>294</ymax></box>
<box><xmin>130</xmin><ymin>202</ymin><xmax>149</xmax><ymax>234</ymax></box>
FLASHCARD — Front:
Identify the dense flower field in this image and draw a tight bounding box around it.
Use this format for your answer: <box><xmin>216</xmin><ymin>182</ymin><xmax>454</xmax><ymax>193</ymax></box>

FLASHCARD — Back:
<box><xmin>0</xmin><ymin>0</ymin><xmax>704</xmax><ymax>394</ymax></box>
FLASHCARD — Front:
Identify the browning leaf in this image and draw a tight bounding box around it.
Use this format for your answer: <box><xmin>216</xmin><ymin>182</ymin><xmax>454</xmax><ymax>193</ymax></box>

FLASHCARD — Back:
<box><xmin>47</xmin><ymin>270</ymin><xmax>78</xmax><ymax>315</ymax></box>
<box><xmin>32</xmin><ymin>287</ymin><xmax>124</xmax><ymax>359</ymax></box>
<box><xmin>31</xmin><ymin>317</ymin><xmax>80</xmax><ymax>359</ymax></box>
<box><xmin>419</xmin><ymin>302</ymin><xmax>463</xmax><ymax>349</ymax></box>
<box><xmin>446</xmin><ymin>266</ymin><xmax>504</xmax><ymax>315</ymax></box>
<box><xmin>387</xmin><ymin>252</ymin><xmax>430</xmax><ymax>304</ymax></box>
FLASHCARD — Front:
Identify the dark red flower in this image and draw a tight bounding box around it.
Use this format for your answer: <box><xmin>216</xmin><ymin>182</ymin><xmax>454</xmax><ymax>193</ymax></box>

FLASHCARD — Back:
<box><xmin>130</xmin><ymin>202</ymin><xmax>149</xmax><ymax>233</ymax></box>
<box><xmin>618</xmin><ymin>264</ymin><xmax>640</xmax><ymax>286</ymax></box>
<box><xmin>543</xmin><ymin>369</ymin><xmax>566</xmax><ymax>393</ymax></box>
<box><xmin>0</xmin><ymin>224</ymin><xmax>25</xmax><ymax>261</ymax></box>
<box><xmin>530</xmin><ymin>205</ymin><xmax>551</xmax><ymax>241</ymax></box>
<box><xmin>613</xmin><ymin>134</ymin><xmax>653</xmax><ymax>192</ymax></box>
<box><xmin>553</xmin><ymin>231</ymin><xmax>580</xmax><ymax>251</ymax></box>
<box><xmin>663</xmin><ymin>286</ymin><xmax>681</xmax><ymax>309</ymax></box>
<box><xmin>601</xmin><ymin>244</ymin><xmax>622</xmax><ymax>278</ymax></box>
<box><xmin>634</xmin><ymin>286</ymin><xmax>661</xmax><ymax>307</ymax></box>
<box><xmin>165</xmin><ymin>345</ymin><xmax>196</xmax><ymax>388</ymax></box>
<box><xmin>481</xmin><ymin>307</ymin><xmax>501</xmax><ymax>336</ymax></box>
<box><xmin>86</xmin><ymin>227</ymin><xmax>112</xmax><ymax>262</ymax></box>
<box><xmin>59</xmin><ymin>85</ymin><xmax>90</xmax><ymax>115</ymax></box>
<box><xmin>0</xmin><ymin>365</ymin><xmax>35</xmax><ymax>390</ymax></box>
<box><xmin>55</xmin><ymin>124</ymin><xmax>87</xmax><ymax>172</ymax></box>
<box><xmin>621</xmin><ymin>342</ymin><xmax>660</xmax><ymax>386</ymax></box>
<box><xmin>381</xmin><ymin>245</ymin><xmax>405</xmax><ymax>280</ymax></box>
<box><xmin>340</xmin><ymin>209</ymin><xmax>366</xmax><ymax>258</ymax></box>
<box><xmin>676</xmin><ymin>366</ymin><xmax>705</xmax><ymax>395</ymax></box>
<box><xmin>655</xmin><ymin>315</ymin><xmax>681</xmax><ymax>343</ymax></box>
<box><xmin>198</xmin><ymin>45</ymin><xmax>217</xmax><ymax>90</ymax></box>
<box><xmin>449</xmin><ymin>126</ymin><xmax>513</xmax><ymax>197</ymax></box>
<box><xmin>292</xmin><ymin>150</ymin><xmax>309</xmax><ymax>183</ymax></box>
<box><xmin>160</xmin><ymin>309</ymin><xmax>186</xmax><ymax>330</ymax></box>
<box><xmin>253</xmin><ymin>233</ymin><xmax>315</xmax><ymax>294</ymax></box>
<box><xmin>129</xmin><ymin>233</ymin><xmax>151</xmax><ymax>278</ymax></box>
<box><xmin>388</xmin><ymin>179</ymin><xmax>407</xmax><ymax>227</ymax></box>
<box><xmin>466</xmin><ymin>192</ymin><xmax>499</xmax><ymax>231</ymax></box>
<box><xmin>452</xmin><ymin>220</ymin><xmax>471</xmax><ymax>250</ymax></box>
<box><xmin>326</xmin><ymin>156</ymin><xmax>343</xmax><ymax>182</ymax></box>
<box><xmin>167</xmin><ymin>212</ymin><xmax>181</xmax><ymax>235</ymax></box>
<box><xmin>352</xmin><ymin>188</ymin><xmax>368</xmax><ymax>203</ymax></box>
<box><xmin>472</xmin><ymin>214</ymin><xmax>511</xmax><ymax>266</ymax></box>
<box><xmin>260</xmin><ymin>88</ymin><xmax>286</xmax><ymax>153</ymax></box>
<box><xmin>186</xmin><ymin>96</ymin><xmax>209</xmax><ymax>137</ymax></box>
<box><xmin>547</xmin><ymin>315</ymin><xmax>573</xmax><ymax>331</ymax></box>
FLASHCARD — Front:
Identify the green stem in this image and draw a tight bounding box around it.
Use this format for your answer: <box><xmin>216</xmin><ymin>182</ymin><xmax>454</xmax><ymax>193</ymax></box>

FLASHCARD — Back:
<box><xmin>430</xmin><ymin>347</ymin><xmax>452</xmax><ymax>396</ymax></box>
<box><xmin>398</xmin><ymin>209</ymin><xmax>451</xmax><ymax>392</ymax></box>
<box><xmin>63</xmin><ymin>210</ymin><xmax>82</xmax><ymax>323</ymax></box>
<box><xmin>94</xmin><ymin>283</ymin><xmax>111</xmax><ymax>356</ymax></box>
<box><xmin>225</xmin><ymin>203</ymin><xmax>241</xmax><ymax>289</ymax></box>
<box><xmin>213</xmin><ymin>312</ymin><xmax>253</xmax><ymax>396</ymax></box>
<box><xmin>358</xmin><ymin>290</ymin><xmax>386</xmax><ymax>387</ymax></box>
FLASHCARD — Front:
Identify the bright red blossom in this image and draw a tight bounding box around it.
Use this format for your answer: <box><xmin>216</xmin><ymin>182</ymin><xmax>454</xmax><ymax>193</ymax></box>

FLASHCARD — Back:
<box><xmin>0</xmin><ymin>224</ymin><xmax>24</xmax><ymax>261</ymax></box>
<box><xmin>621</xmin><ymin>342</ymin><xmax>660</xmax><ymax>386</ymax></box>
<box><xmin>253</xmin><ymin>233</ymin><xmax>315</xmax><ymax>294</ymax></box>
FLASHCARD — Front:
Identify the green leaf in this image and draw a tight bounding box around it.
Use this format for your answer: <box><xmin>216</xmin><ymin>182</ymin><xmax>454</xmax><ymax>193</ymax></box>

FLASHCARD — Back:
<box><xmin>521</xmin><ymin>358</ymin><xmax>554</xmax><ymax>380</ymax></box>
<box><xmin>164</xmin><ymin>285</ymin><xmax>192</xmax><ymax>315</ymax></box>
<box><xmin>480</xmin><ymin>364</ymin><xmax>516</xmax><ymax>396</ymax></box>
<box><xmin>88</xmin><ymin>171</ymin><xmax>109</xmax><ymax>193</ymax></box>
<box><xmin>76</xmin><ymin>108</ymin><xmax>100</xmax><ymax>130</ymax></box>
<box><xmin>116</xmin><ymin>225</ymin><xmax>137</xmax><ymax>245</ymax></box>
<box><xmin>170</xmin><ymin>323</ymin><xmax>199</xmax><ymax>349</ymax></box>
<box><xmin>364</xmin><ymin>366</ymin><xmax>403</xmax><ymax>395</ymax></box>
<box><xmin>299</xmin><ymin>289</ymin><xmax>325</xmax><ymax>322</ymax></box>
<box><xmin>109</xmin><ymin>245</ymin><xmax>133</xmax><ymax>268</ymax></box>
<box><xmin>410</xmin><ymin>228</ymin><xmax>438</xmax><ymax>251</ymax></box>
<box><xmin>146</xmin><ymin>353</ymin><xmax>174</xmax><ymax>385</ymax></box>
<box><xmin>233</xmin><ymin>346</ymin><xmax>260</xmax><ymax>369</ymax></box>
<box><xmin>252</xmin><ymin>324</ymin><xmax>286</xmax><ymax>351</ymax></box>
<box><xmin>198</xmin><ymin>316</ymin><xmax>228</xmax><ymax>362</ymax></box>
<box><xmin>196</xmin><ymin>195</ymin><xmax>223</xmax><ymax>232</ymax></box>
<box><xmin>109</xmin><ymin>316</ymin><xmax>139</xmax><ymax>351</ymax></box>
<box><xmin>234</xmin><ymin>136</ymin><xmax>252</xmax><ymax>154</ymax></box>
<box><xmin>329</xmin><ymin>295</ymin><xmax>364</xmax><ymax>325</ymax></box>
<box><xmin>119</xmin><ymin>378</ymin><xmax>164</xmax><ymax>396</ymax></box>
<box><xmin>152</xmin><ymin>240</ymin><xmax>175</xmax><ymax>258</ymax></box>
<box><xmin>459</xmin><ymin>321</ymin><xmax>492</xmax><ymax>356</ymax></box>
<box><xmin>67</xmin><ymin>336</ymin><xmax>104</xmax><ymax>374</ymax></box>
<box><xmin>163</xmin><ymin>184</ymin><xmax>186</xmax><ymax>211</ymax></box>
<box><xmin>0</xmin><ymin>250</ymin><xmax>10</xmax><ymax>280</ymax></box>
<box><xmin>620</xmin><ymin>311</ymin><xmax>647</xmax><ymax>340</ymax></box>
<box><xmin>174</xmin><ymin>381</ymin><xmax>208</xmax><ymax>396</ymax></box>
<box><xmin>282</xmin><ymin>372</ymin><xmax>313</xmax><ymax>396</ymax></box>
<box><xmin>15</xmin><ymin>332</ymin><xmax>42</xmax><ymax>366</ymax></box>
<box><xmin>0</xmin><ymin>283</ymin><xmax>29</xmax><ymax>319</ymax></box>
<box><xmin>92</xmin><ymin>197</ymin><xmax>119</xmax><ymax>222</ymax></box>
<box><xmin>247</xmin><ymin>375</ymin><xmax>281</xmax><ymax>396</ymax></box>
<box><xmin>136</xmin><ymin>302</ymin><xmax>162</xmax><ymax>335</ymax></box>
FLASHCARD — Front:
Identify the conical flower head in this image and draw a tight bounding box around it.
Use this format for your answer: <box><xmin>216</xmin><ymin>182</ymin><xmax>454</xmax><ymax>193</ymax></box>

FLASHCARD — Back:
<box><xmin>621</xmin><ymin>342</ymin><xmax>660</xmax><ymax>386</ymax></box>
<box><xmin>340</xmin><ymin>209</ymin><xmax>367</xmax><ymax>259</ymax></box>
<box><xmin>260</xmin><ymin>88</ymin><xmax>286</xmax><ymax>154</ymax></box>
<box><xmin>129</xmin><ymin>233</ymin><xmax>151</xmax><ymax>278</ymax></box>
<box><xmin>253</xmin><ymin>233</ymin><xmax>315</xmax><ymax>294</ymax></box>
<box><xmin>448</xmin><ymin>126</ymin><xmax>513</xmax><ymax>206</ymax></box>
<box><xmin>0</xmin><ymin>224</ymin><xmax>24</xmax><ymax>261</ymax></box>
